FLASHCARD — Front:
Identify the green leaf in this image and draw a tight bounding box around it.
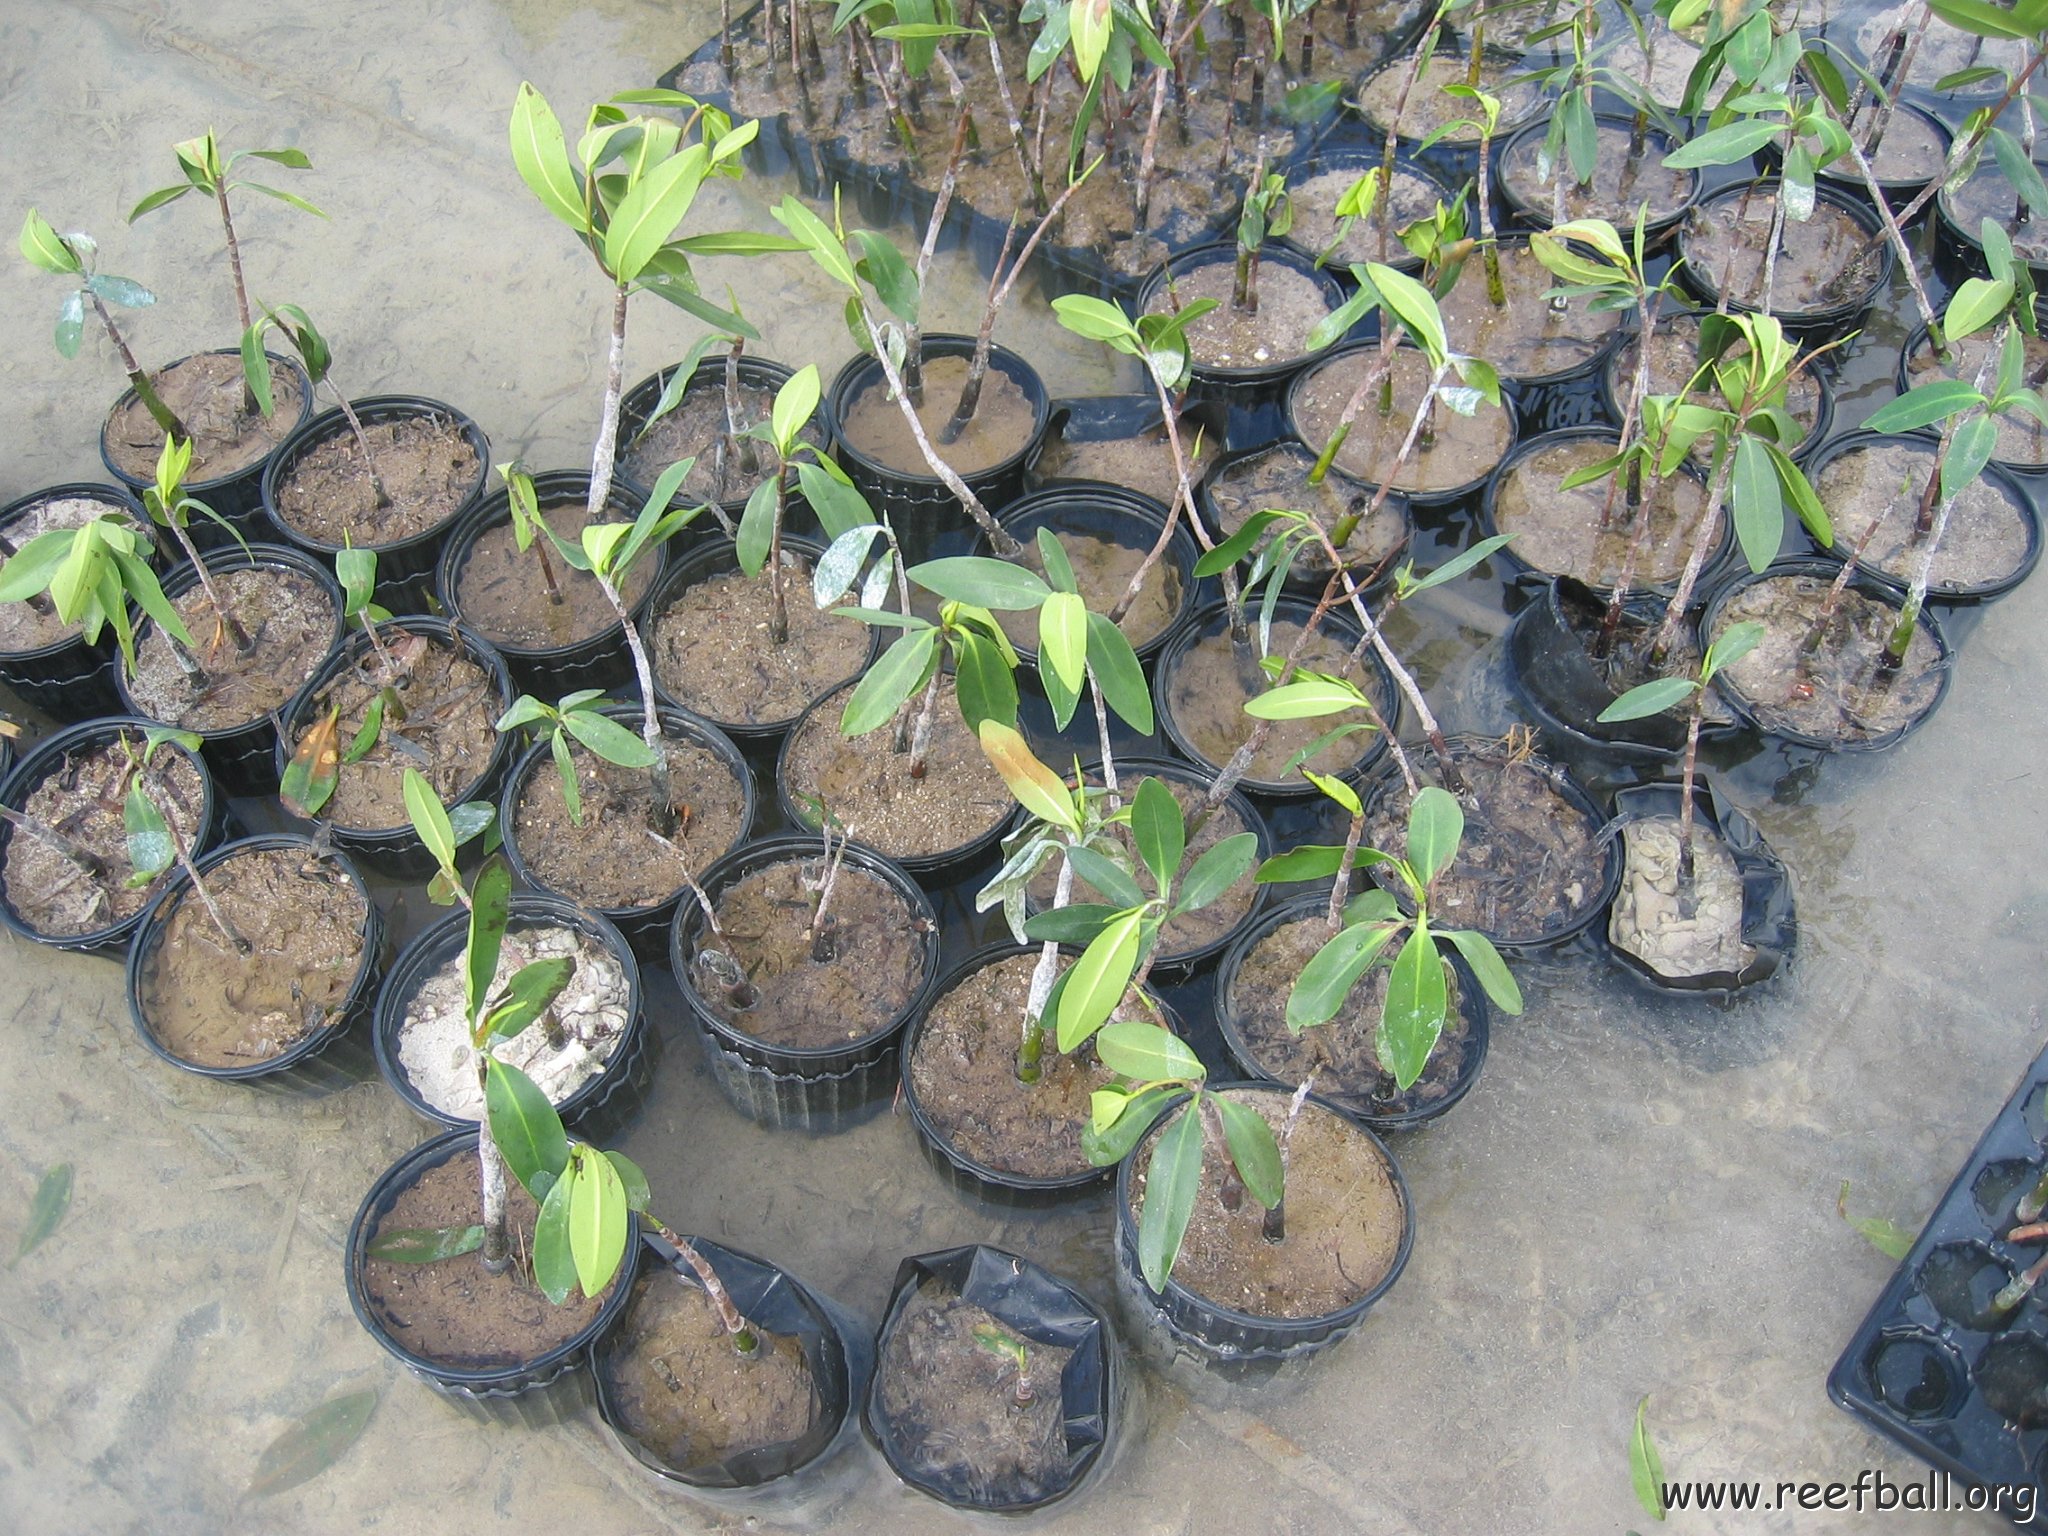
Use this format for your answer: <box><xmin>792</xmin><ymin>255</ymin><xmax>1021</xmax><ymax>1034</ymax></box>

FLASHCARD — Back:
<box><xmin>1406</xmin><ymin>786</ymin><xmax>1463</xmax><ymax>885</ymax></box>
<box><xmin>1079</xmin><ymin>1085</ymin><xmax>1177</xmax><ymax>1165</ymax></box>
<box><xmin>1037</xmin><ymin>590</ymin><xmax>1088</xmax><ymax>694</ymax></box>
<box><xmin>1050</xmin><ymin>292</ymin><xmax>1138</xmax><ymax>347</ymax></box>
<box><xmin>1863</xmin><ymin>379</ymin><xmax>1986</xmax><ymax>434</ymax></box>
<box><xmin>1303</xmin><ymin>770</ymin><xmax>1362</xmax><ymax>818</ymax></box>
<box><xmin>1928</xmin><ymin>0</ymin><xmax>2039</xmax><ymax>40</ymax></box>
<box><xmin>1561</xmin><ymin>87</ymin><xmax>1598</xmax><ymax>185</ymax></box>
<box><xmin>403</xmin><ymin>767</ymin><xmax>457</xmax><ymax>874</ymax></box>
<box><xmin>770</xmin><ymin>364</ymin><xmax>821</xmax><ymax>455</ymax></box>
<box><xmin>603</xmin><ymin>142</ymin><xmax>711</xmax><ymax>283</ymax></box>
<box><xmin>1254</xmin><ymin>844</ymin><xmax>1353</xmax><ymax>883</ymax></box>
<box><xmin>1213</xmin><ymin>1095</ymin><xmax>1283</xmax><ymax>1209</ymax></box>
<box><xmin>550</xmin><ymin>730</ymin><xmax>581</xmax><ymax>824</ymax></box>
<box><xmin>1095</xmin><ymin>1019</ymin><xmax>1205</xmax><ymax>1082</ymax></box>
<box><xmin>364</xmin><ymin>1224</ymin><xmax>482</xmax><ymax>1263</ymax></box>
<box><xmin>952</xmin><ymin>626</ymin><xmax>1018</xmax><ymax>734</ymax></box>
<box><xmin>508</xmin><ymin>84</ymin><xmax>591</xmax><ymax>236</ymax></box>
<box><xmin>1056</xmin><ymin>907</ymin><xmax>1144</xmax><ymax>1052</ymax></box>
<box><xmin>1085</xmin><ymin>611</ymin><xmax>1152</xmax><ymax>733</ymax></box>
<box><xmin>1441</xmin><ymin>928</ymin><xmax>1522</xmax><ymax>1015</ymax></box>
<box><xmin>1129</xmin><ymin>776</ymin><xmax>1184</xmax><ymax>891</ymax></box>
<box><xmin>1137</xmin><ymin>1102</ymin><xmax>1203</xmax><ymax>1290</ymax></box>
<box><xmin>1193</xmin><ymin>509</ymin><xmax>1286</xmax><ymax>577</ymax></box>
<box><xmin>127</xmin><ymin>183</ymin><xmax>192</xmax><ymax>221</ymax></box>
<box><xmin>772</xmin><ymin>195</ymin><xmax>860</xmax><ymax>292</ymax></box>
<box><xmin>123</xmin><ymin>782</ymin><xmax>173</xmax><ymax>880</ymax></box>
<box><xmin>465</xmin><ymin>855</ymin><xmax>513</xmax><ymax>1028</ymax></box>
<box><xmin>1022</xmin><ymin>902</ymin><xmax>1121</xmax><ymax>944</ymax></box>
<box><xmin>13</xmin><ymin>1163</ymin><xmax>71</xmax><ymax>1265</ymax></box>
<box><xmin>1362</xmin><ymin>262</ymin><xmax>1448</xmax><ymax>367</ymax></box>
<box><xmin>976</xmin><ymin>720</ymin><xmax>1081</xmax><ymax>834</ymax></box>
<box><xmin>1766</xmin><ymin>443</ymin><xmax>1832</xmax><ymax>548</ymax></box>
<box><xmin>245</xmin><ymin>1391</ymin><xmax>378</xmax><ymax>1500</ymax></box>
<box><xmin>1035</xmin><ymin>527</ymin><xmax>1078</xmax><ymax>594</ymax></box>
<box><xmin>840</xmin><ymin>625</ymin><xmax>940</xmax><ymax>736</ymax></box>
<box><xmin>1630</xmin><ymin>1398</ymin><xmax>1668</xmax><ymax>1520</ymax></box>
<box><xmin>532</xmin><ymin>1161</ymin><xmax>578</xmax><ymax>1304</ymax></box>
<box><xmin>1946</xmin><ymin>276</ymin><xmax>2016</xmax><ymax>343</ymax></box>
<box><xmin>604</xmin><ymin>1150</ymin><xmax>651</xmax><ymax>1212</ymax></box>
<box><xmin>483</xmin><ymin>1058</ymin><xmax>570</xmax><ymax>1198</ymax></box>
<box><xmin>1242</xmin><ymin>675</ymin><xmax>1366</xmax><ymax>721</ymax></box>
<box><xmin>0</xmin><ymin>528</ymin><xmax>76</xmax><ymax>604</ymax></box>
<box><xmin>483</xmin><ymin>956</ymin><xmax>577</xmax><ymax>1041</ymax></box>
<box><xmin>560</xmin><ymin>706</ymin><xmax>657</xmax><ymax>767</ymax></box>
<box><xmin>567</xmin><ymin>1145</ymin><xmax>629</xmax><ymax>1299</ymax></box>
<box><xmin>1702</xmin><ymin>620</ymin><xmax>1766</xmax><ymax>683</ymax></box>
<box><xmin>849</xmin><ymin>229</ymin><xmax>920</xmax><ymax>324</ymax></box>
<box><xmin>1067</xmin><ymin>845</ymin><xmax>1147</xmax><ymax>909</ymax></box>
<box><xmin>1731</xmin><ymin>434</ymin><xmax>1783</xmax><ymax>574</ymax></box>
<box><xmin>1989</xmin><ymin>127</ymin><xmax>2048</xmax><ymax>221</ymax></box>
<box><xmin>1945</xmin><ymin>414</ymin><xmax>2000</xmax><ymax>503</ymax></box>
<box><xmin>1837</xmin><ymin>1180</ymin><xmax>1917</xmax><ymax>1261</ymax></box>
<box><xmin>1175</xmin><ymin>832</ymin><xmax>1258</xmax><ymax>914</ymax></box>
<box><xmin>1405</xmin><ymin>533</ymin><xmax>1515</xmax><ymax>595</ymax></box>
<box><xmin>1286</xmin><ymin>921</ymin><xmax>1403</xmax><ymax>1031</ymax></box>
<box><xmin>1598</xmin><ymin>676</ymin><xmax>1699</xmax><ymax>722</ymax></box>
<box><xmin>909</xmin><ymin>555</ymin><xmax>1050</xmax><ymax>610</ymax></box>
<box><xmin>18</xmin><ymin>210</ymin><xmax>79</xmax><ymax>274</ymax></box>
<box><xmin>1661</xmin><ymin>118</ymin><xmax>1783</xmax><ymax>169</ymax></box>
<box><xmin>1379</xmin><ymin>924</ymin><xmax>1449</xmax><ymax>1090</ymax></box>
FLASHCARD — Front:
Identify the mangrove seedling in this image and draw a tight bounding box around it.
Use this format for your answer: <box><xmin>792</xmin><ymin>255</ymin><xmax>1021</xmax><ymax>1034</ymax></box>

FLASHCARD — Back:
<box><xmin>1232</xmin><ymin>161</ymin><xmax>1293</xmax><ymax>316</ymax></box>
<box><xmin>402</xmin><ymin>766</ymin><xmax>499</xmax><ymax>908</ymax></box>
<box><xmin>972</xmin><ymin>1321</ymin><xmax>1037</xmax><ymax>1406</ymax></box>
<box><xmin>0</xmin><ymin>495</ymin><xmax>187</xmax><ymax>680</ymax></box>
<box><xmin>1417</xmin><ymin>84</ymin><xmax>1505</xmax><ymax>306</ymax></box>
<box><xmin>243</xmin><ymin>302</ymin><xmax>393</xmax><ymax>511</ymax></box>
<box><xmin>118</xmin><ymin>725</ymin><xmax>248</xmax><ymax>954</ymax></box>
<box><xmin>18</xmin><ymin>210</ymin><xmax>185</xmax><ymax>439</ymax></box>
<box><xmin>496</xmin><ymin>461</ymin><xmax>571</xmax><ymax>615</ymax></box>
<box><xmin>140</xmin><ymin>436</ymin><xmax>256</xmax><ymax>667</ymax></box>
<box><xmin>495</xmin><ymin>690</ymin><xmax>656</xmax><ymax>828</ymax></box>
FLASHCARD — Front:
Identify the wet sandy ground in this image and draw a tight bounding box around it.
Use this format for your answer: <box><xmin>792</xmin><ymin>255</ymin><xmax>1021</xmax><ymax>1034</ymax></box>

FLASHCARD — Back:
<box><xmin>2</xmin><ymin>2</ymin><xmax>2046</xmax><ymax>1532</ymax></box>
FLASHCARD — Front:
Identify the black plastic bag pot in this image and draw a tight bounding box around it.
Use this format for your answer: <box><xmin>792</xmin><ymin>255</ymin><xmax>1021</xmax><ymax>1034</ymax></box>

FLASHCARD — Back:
<box><xmin>1214</xmin><ymin>896</ymin><xmax>1490</xmax><ymax>1131</ymax></box>
<box><xmin>99</xmin><ymin>348</ymin><xmax>311</xmax><ymax>549</ymax></box>
<box><xmin>1896</xmin><ymin>319</ymin><xmax>2048</xmax><ymax>479</ymax></box>
<box><xmin>262</xmin><ymin>394</ymin><xmax>492</xmax><ymax>613</ymax></box>
<box><xmin>614</xmin><ymin>353</ymin><xmax>799</xmax><ymax>523</ymax></box>
<box><xmin>669</xmin><ymin>834</ymin><xmax>939</xmax><ymax>1132</ymax></box>
<box><xmin>501</xmin><ymin>701</ymin><xmax>754</xmax><ymax>958</ymax></box>
<box><xmin>126</xmin><ymin>833</ymin><xmax>385</xmax><ymax>1093</ymax></box>
<box><xmin>373</xmin><ymin>893</ymin><xmax>652</xmax><ymax>1143</ymax></box>
<box><xmin>273</xmin><ymin>617</ymin><xmax>516</xmax><ymax>877</ymax></box>
<box><xmin>434</xmin><ymin>469</ymin><xmax>671</xmax><ymax>699</ymax></box>
<box><xmin>0</xmin><ymin>715</ymin><xmax>224</xmax><ymax>958</ymax></box>
<box><xmin>345</xmin><ymin>1126</ymin><xmax>638</xmax><ymax>1426</ymax></box>
<box><xmin>1494</xmin><ymin>113</ymin><xmax>1700</xmax><ymax>244</ymax></box>
<box><xmin>993</xmin><ymin>485</ymin><xmax>1199</xmax><ymax>666</ymax></box>
<box><xmin>113</xmin><ymin>541</ymin><xmax>345</xmax><ymax>797</ymax></box>
<box><xmin>0</xmin><ymin>482</ymin><xmax>150</xmax><ymax>720</ymax></box>
<box><xmin>824</xmin><ymin>334</ymin><xmax>1048</xmax><ymax>567</ymax></box>
<box><xmin>593</xmin><ymin>1231</ymin><xmax>873</xmax><ymax>1507</ymax></box>
<box><xmin>1113</xmin><ymin>1085</ymin><xmax>1413</xmax><ymax>1368</ymax></box>
<box><xmin>865</xmin><ymin>1244</ymin><xmax>1119</xmax><ymax>1514</ymax></box>
<box><xmin>1193</xmin><ymin>438</ymin><xmax>1414</xmax><ymax>606</ymax></box>
<box><xmin>1677</xmin><ymin>180</ymin><xmax>1896</xmax><ymax>342</ymax></box>
<box><xmin>1602</xmin><ymin>781</ymin><xmax>1795</xmax><ymax>998</ymax></box>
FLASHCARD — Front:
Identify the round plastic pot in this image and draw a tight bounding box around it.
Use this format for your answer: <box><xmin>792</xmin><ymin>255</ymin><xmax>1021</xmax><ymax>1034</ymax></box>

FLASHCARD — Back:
<box><xmin>1811</xmin><ymin>103</ymin><xmax>1951</xmax><ymax>212</ymax></box>
<box><xmin>1469</xmin><ymin>240</ymin><xmax>1633</xmax><ymax>435</ymax></box>
<box><xmin>1600</xmin><ymin>307</ymin><xmax>1836</xmax><ymax>466</ymax></box>
<box><xmin>1276</xmin><ymin>150</ymin><xmax>1454</xmax><ymax>279</ymax></box>
<box><xmin>1025</xmin><ymin>393</ymin><xmax>1231</xmax><ymax>498</ymax></box>
<box><xmin>372</xmin><ymin>894</ymin><xmax>651</xmax><ymax>1142</ymax></box>
<box><xmin>994</xmin><ymin>485</ymin><xmax>1198</xmax><ymax>667</ymax></box>
<box><xmin>99</xmin><ymin>348</ymin><xmax>311</xmax><ymax>549</ymax></box>
<box><xmin>1602</xmin><ymin>780</ymin><xmax>1796</xmax><ymax>999</ymax></box>
<box><xmin>1348</xmin><ymin>48</ymin><xmax>1544</xmax><ymax>186</ymax></box>
<box><xmin>1213</xmin><ymin>896</ymin><xmax>1490</xmax><ymax>1132</ymax></box>
<box><xmin>0</xmin><ymin>715</ymin><xmax>224</xmax><ymax>958</ymax></box>
<box><xmin>1895</xmin><ymin>321</ymin><xmax>2048</xmax><ymax>479</ymax></box>
<box><xmin>614</xmin><ymin>353</ymin><xmax>799</xmax><ymax>520</ymax></box>
<box><xmin>824</xmin><ymin>334</ymin><xmax>1048</xmax><ymax>566</ymax></box>
<box><xmin>1799</xmin><ymin>430</ymin><xmax>2043</xmax><ymax>606</ymax></box>
<box><xmin>126</xmin><ymin>833</ymin><xmax>385</xmax><ymax>1094</ymax></box>
<box><xmin>345</xmin><ymin>1125</ymin><xmax>638</xmax><ymax>1426</ymax></box>
<box><xmin>775</xmin><ymin>678</ymin><xmax>1023</xmax><ymax>883</ymax></box>
<box><xmin>1678</xmin><ymin>181</ymin><xmax>1896</xmax><ymax>342</ymax></box>
<box><xmin>864</xmin><ymin>1243</ymin><xmax>1119</xmax><ymax>1514</ymax></box>
<box><xmin>1478</xmin><ymin>425</ymin><xmax>1723</xmax><ymax>597</ymax></box>
<box><xmin>1360</xmin><ymin>733</ymin><xmax>1622</xmax><ymax>956</ymax></box>
<box><xmin>669</xmin><ymin>834</ymin><xmax>940</xmax><ymax>1132</ymax></box>
<box><xmin>262</xmin><ymin>394</ymin><xmax>491</xmax><ymax>612</ymax></box>
<box><xmin>1494</xmin><ymin>113</ymin><xmax>1700</xmax><ymax>243</ymax></box>
<box><xmin>1194</xmin><ymin>439</ymin><xmax>1414</xmax><ymax>607</ymax></box>
<box><xmin>1113</xmin><ymin>1084</ymin><xmax>1413</xmax><ymax>1366</ymax></box>
<box><xmin>501</xmin><ymin>701</ymin><xmax>754</xmax><ymax>958</ymax></box>
<box><xmin>1153</xmin><ymin>596</ymin><xmax>1395</xmax><ymax>799</ymax></box>
<box><xmin>114</xmin><ymin>541</ymin><xmax>345</xmax><ymax>798</ymax></box>
<box><xmin>0</xmin><ymin>482</ymin><xmax>149</xmax><ymax>719</ymax></box>
<box><xmin>1936</xmin><ymin>166</ymin><xmax>2048</xmax><ymax>287</ymax></box>
<box><xmin>434</xmin><ymin>469</ymin><xmax>669</xmax><ymax>699</ymax></box>
<box><xmin>593</xmin><ymin>1231</ymin><xmax>873</xmax><ymax>1504</ymax></box>
<box><xmin>644</xmin><ymin>532</ymin><xmax>879</xmax><ymax>744</ymax></box>
<box><xmin>273</xmin><ymin>617</ymin><xmax>515</xmax><ymax>876</ymax></box>
<box><xmin>1698</xmin><ymin>557</ymin><xmax>1955</xmax><ymax>754</ymax></box>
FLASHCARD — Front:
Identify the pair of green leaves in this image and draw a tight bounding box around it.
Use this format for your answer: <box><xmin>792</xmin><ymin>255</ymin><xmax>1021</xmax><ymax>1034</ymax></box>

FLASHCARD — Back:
<box><xmin>400</xmin><ymin>766</ymin><xmax>498</xmax><ymax>905</ymax></box>
<box><xmin>1050</xmin><ymin>292</ymin><xmax>1218</xmax><ymax>396</ymax></box>
<box><xmin>1598</xmin><ymin>621</ymin><xmax>1766</xmax><ymax>725</ymax></box>
<box><xmin>496</xmin><ymin>691</ymin><xmax>655</xmax><ymax>826</ymax></box>
<box><xmin>19</xmin><ymin>210</ymin><xmax>156</xmax><ymax>360</ymax></box>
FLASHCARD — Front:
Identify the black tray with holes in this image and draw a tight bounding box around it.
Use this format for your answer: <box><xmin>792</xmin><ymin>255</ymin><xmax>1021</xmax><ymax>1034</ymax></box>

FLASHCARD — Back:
<box><xmin>1829</xmin><ymin>1037</ymin><xmax>2048</xmax><ymax>1526</ymax></box>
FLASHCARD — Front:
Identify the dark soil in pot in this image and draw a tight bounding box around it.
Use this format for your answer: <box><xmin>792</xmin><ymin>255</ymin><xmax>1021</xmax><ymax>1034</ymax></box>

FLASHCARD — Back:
<box><xmin>1679</xmin><ymin>183</ymin><xmax>1891</xmax><ymax>325</ymax></box>
<box><xmin>444</xmin><ymin>482</ymin><xmax>657</xmax><ymax>654</ymax></box>
<box><xmin>508</xmin><ymin>707</ymin><xmax>749</xmax><ymax>916</ymax></box>
<box><xmin>1030</xmin><ymin>400</ymin><xmax>1216</xmax><ymax>504</ymax></box>
<box><xmin>617</xmin><ymin>356</ymin><xmax>822</xmax><ymax>509</ymax></box>
<box><xmin>1900</xmin><ymin>323</ymin><xmax>2048</xmax><ymax>471</ymax></box>
<box><xmin>1703</xmin><ymin>564</ymin><xmax>1949</xmax><ymax>748</ymax></box>
<box><xmin>649</xmin><ymin>540</ymin><xmax>872</xmax><ymax>734</ymax></box>
<box><xmin>1157</xmin><ymin>603</ymin><xmax>1395</xmax><ymax>794</ymax></box>
<box><xmin>0</xmin><ymin>721</ymin><xmax>210</xmax><ymax>942</ymax></box>
<box><xmin>1128</xmin><ymin>1088</ymin><xmax>1406</xmax><ymax>1319</ymax></box>
<box><xmin>1289</xmin><ymin>344</ymin><xmax>1515</xmax><ymax>499</ymax></box>
<box><xmin>268</xmin><ymin>400</ymin><xmax>484</xmax><ymax>548</ymax></box>
<box><xmin>779</xmin><ymin>678</ymin><xmax>1015</xmax><ymax>867</ymax></box>
<box><xmin>1606</xmin><ymin>310</ymin><xmax>1832</xmax><ymax>464</ymax></box>
<box><xmin>993</xmin><ymin>489</ymin><xmax>1193</xmax><ymax>660</ymax></box>
<box><xmin>101</xmin><ymin>349</ymin><xmax>308</xmax><ymax>488</ymax></box>
<box><xmin>1807</xmin><ymin>434</ymin><xmax>2038</xmax><ymax>598</ymax></box>
<box><xmin>1437</xmin><ymin>242</ymin><xmax>1625</xmax><ymax>382</ymax></box>
<box><xmin>1284</xmin><ymin>159</ymin><xmax>1450</xmax><ymax>273</ymax></box>
<box><xmin>837</xmin><ymin>353</ymin><xmax>1038</xmax><ymax>478</ymax></box>
<box><xmin>1140</xmin><ymin>247</ymin><xmax>1338</xmax><ymax>377</ymax></box>
<box><xmin>1198</xmin><ymin>440</ymin><xmax>1410</xmax><ymax>596</ymax></box>
<box><xmin>1352</xmin><ymin>50</ymin><xmax>1541</xmax><ymax>152</ymax></box>
<box><xmin>1220</xmin><ymin>906</ymin><xmax>1484</xmax><ymax>1126</ymax></box>
<box><xmin>1484</xmin><ymin>430</ymin><xmax>1720</xmax><ymax>592</ymax></box>
<box><xmin>1361</xmin><ymin>736</ymin><xmax>1616</xmax><ymax>949</ymax></box>
<box><xmin>1496</xmin><ymin>117</ymin><xmax>1697</xmax><ymax>234</ymax></box>
<box><xmin>132</xmin><ymin>840</ymin><xmax>370</xmax><ymax>1070</ymax></box>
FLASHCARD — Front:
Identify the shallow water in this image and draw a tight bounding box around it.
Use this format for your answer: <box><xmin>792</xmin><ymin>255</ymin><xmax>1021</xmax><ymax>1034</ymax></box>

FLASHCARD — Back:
<box><xmin>2</xmin><ymin>2</ymin><xmax>2046</xmax><ymax>1533</ymax></box>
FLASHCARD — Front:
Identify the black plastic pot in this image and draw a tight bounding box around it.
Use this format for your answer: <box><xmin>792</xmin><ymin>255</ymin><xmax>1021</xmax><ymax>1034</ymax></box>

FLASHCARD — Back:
<box><xmin>373</xmin><ymin>893</ymin><xmax>651</xmax><ymax>1142</ymax></box>
<box><xmin>1194</xmin><ymin>439</ymin><xmax>1414</xmax><ymax>605</ymax></box>
<box><xmin>262</xmin><ymin>394</ymin><xmax>491</xmax><ymax>612</ymax></box>
<box><xmin>775</xmin><ymin>677</ymin><xmax>1023</xmax><ymax>881</ymax></box>
<box><xmin>1457</xmin><ymin>238</ymin><xmax>1633</xmax><ymax>435</ymax></box>
<box><xmin>994</xmin><ymin>485</ymin><xmax>1198</xmax><ymax>666</ymax></box>
<box><xmin>1494</xmin><ymin>114</ymin><xmax>1701</xmax><ymax>244</ymax></box>
<box><xmin>1602</xmin><ymin>781</ymin><xmax>1796</xmax><ymax>998</ymax></box>
<box><xmin>865</xmin><ymin>1244</ymin><xmax>1119</xmax><ymax>1514</ymax></box>
<box><xmin>644</xmin><ymin>532</ymin><xmax>877</xmax><ymax>743</ymax></box>
<box><xmin>669</xmin><ymin>834</ymin><xmax>940</xmax><ymax>1132</ymax></box>
<box><xmin>1114</xmin><ymin>1084</ymin><xmax>1413</xmax><ymax>1367</ymax></box>
<box><xmin>1699</xmin><ymin>557</ymin><xmax>1955</xmax><ymax>754</ymax></box>
<box><xmin>1214</xmin><ymin>897</ymin><xmax>1490</xmax><ymax>1131</ymax></box>
<box><xmin>126</xmin><ymin>833</ymin><xmax>385</xmax><ymax>1093</ymax></box>
<box><xmin>825</xmin><ymin>334</ymin><xmax>1049</xmax><ymax>566</ymax></box>
<box><xmin>0</xmin><ymin>482</ymin><xmax>148</xmax><ymax>719</ymax></box>
<box><xmin>1346</xmin><ymin>48</ymin><xmax>1543</xmax><ymax>187</ymax></box>
<box><xmin>1799</xmin><ymin>431</ymin><xmax>2043</xmax><ymax>606</ymax></box>
<box><xmin>114</xmin><ymin>542</ymin><xmax>345</xmax><ymax>798</ymax></box>
<box><xmin>99</xmin><ymin>348</ymin><xmax>312</xmax><ymax>548</ymax></box>
<box><xmin>593</xmin><ymin>1231</ymin><xmax>873</xmax><ymax>1503</ymax></box>
<box><xmin>614</xmin><ymin>353</ymin><xmax>799</xmax><ymax>520</ymax></box>
<box><xmin>1600</xmin><ymin>306</ymin><xmax>1836</xmax><ymax>466</ymax></box>
<box><xmin>1278</xmin><ymin>150</ymin><xmax>1456</xmax><ymax>278</ymax></box>
<box><xmin>501</xmin><ymin>701</ymin><xmax>753</xmax><ymax>958</ymax></box>
<box><xmin>1478</xmin><ymin>426</ymin><xmax>1723</xmax><ymax>597</ymax></box>
<box><xmin>1896</xmin><ymin>320</ymin><xmax>2048</xmax><ymax>478</ymax></box>
<box><xmin>1137</xmin><ymin>243</ymin><xmax>1347</xmax><ymax>449</ymax></box>
<box><xmin>1025</xmin><ymin>393</ymin><xmax>1230</xmax><ymax>499</ymax></box>
<box><xmin>1678</xmin><ymin>180</ymin><xmax>1896</xmax><ymax>341</ymax></box>
<box><xmin>1154</xmin><ymin>597</ymin><xmax>1396</xmax><ymax>799</ymax></box>
<box><xmin>1814</xmin><ymin>103</ymin><xmax>1951</xmax><ymax>211</ymax></box>
<box><xmin>345</xmin><ymin>1125</ymin><xmax>638</xmax><ymax>1425</ymax></box>
<box><xmin>0</xmin><ymin>715</ymin><xmax>223</xmax><ymax>958</ymax></box>
<box><xmin>1936</xmin><ymin>158</ymin><xmax>2048</xmax><ymax>288</ymax></box>
<box><xmin>434</xmin><ymin>469</ymin><xmax>670</xmax><ymax>698</ymax></box>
